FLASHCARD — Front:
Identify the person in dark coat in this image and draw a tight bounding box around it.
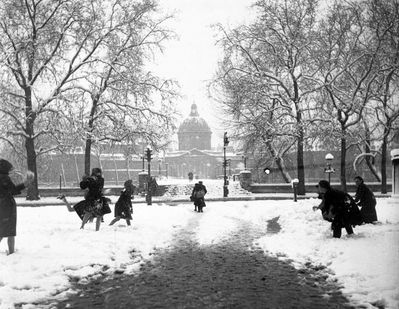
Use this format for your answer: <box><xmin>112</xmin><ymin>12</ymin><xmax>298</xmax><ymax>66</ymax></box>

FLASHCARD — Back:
<box><xmin>109</xmin><ymin>180</ymin><xmax>135</xmax><ymax>226</ymax></box>
<box><xmin>316</xmin><ymin>180</ymin><xmax>354</xmax><ymax>238</ymax></box>
<box><xmin>79</xmin><ymin>168</ymin><xmax>110</xmax><ymax>231</ymax></box>
<box><xmin>354</xmin><ymin>176</ymin><xmax>377</xmax><ymax>223</ymax></box>
<box><xmin>190</xmin><ymin>181</ymin><xmax>207</xmax><ymax>212</ymax></box>
<box><xmin>0</xmin><ymin>159</ymin><xmax>34</xmax><ymax>254</ymax></box>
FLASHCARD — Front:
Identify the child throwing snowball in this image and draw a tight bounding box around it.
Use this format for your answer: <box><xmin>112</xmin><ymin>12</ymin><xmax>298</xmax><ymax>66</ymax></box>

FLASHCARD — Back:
<box><xmin>109</xmin><ymin>180</ymin><xmax>135</xmax><ymax>226</ymax></box>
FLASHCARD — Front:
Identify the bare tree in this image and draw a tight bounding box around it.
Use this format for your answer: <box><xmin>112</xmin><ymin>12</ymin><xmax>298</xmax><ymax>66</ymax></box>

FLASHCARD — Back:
<box><xmin>67</xmin><ymin>0</ymin><xmax>178</xmax><ymax>175</ymax></box>
<box><xmin>0</xmin><ymin>0</ymin><xmax>126</xmax><ymax>199</ymax></box>
<box><xmin>211</xmin><ymin>0</ymin><xmax>321</xmax><ymax>194</ymax></box>
<box><xmin>368</xmin><ymin>0</ymin><xmax>399</xmax><ymax>193</ymax></box>
<box><xmin>314</xmin><ymin>0</ymin><xmax>384</xmax><ymax>191</ymax></box>
<box><xmin>0</xmin><ymin>0</ymin><xmax>178</xmax><ymax>199</ymax></box>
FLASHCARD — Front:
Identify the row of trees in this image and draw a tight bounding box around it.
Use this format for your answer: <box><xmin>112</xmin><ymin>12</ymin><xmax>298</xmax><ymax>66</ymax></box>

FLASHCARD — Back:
<box><xmin>0</xmin><ymin>0</ymin><xmax>179</xmax><ymax>199</ymax></box>
<box><xmin>210</xmin><ymin>0</ymin><xmax>399</xmax><ymax>194</ymax></box>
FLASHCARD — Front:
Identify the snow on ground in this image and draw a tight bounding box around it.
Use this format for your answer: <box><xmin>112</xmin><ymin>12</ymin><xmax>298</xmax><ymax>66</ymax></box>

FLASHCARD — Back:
<box><xmin>0</xmin><ymin>179</ymin><xmax>398</xmax><ymax>309</ymax></box>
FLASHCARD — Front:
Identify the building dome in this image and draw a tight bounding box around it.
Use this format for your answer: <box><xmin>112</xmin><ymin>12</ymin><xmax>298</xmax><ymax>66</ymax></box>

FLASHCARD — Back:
<box><xmin>177</xmin><ymin>104</ymin><xmax>212</xmax><ymax>150</ymax></box>
<box><xmin>178</xmin><ymin>104</ymin><xmax>211</xmax><ymax>134</ymax></box>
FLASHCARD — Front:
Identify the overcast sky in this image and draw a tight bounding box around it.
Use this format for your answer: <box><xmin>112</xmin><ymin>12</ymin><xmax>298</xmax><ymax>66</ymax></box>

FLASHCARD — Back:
<box><xmin>153</xmin><ymin>0</ymin><xmax>255</xmax><ymax>147</ymax></box>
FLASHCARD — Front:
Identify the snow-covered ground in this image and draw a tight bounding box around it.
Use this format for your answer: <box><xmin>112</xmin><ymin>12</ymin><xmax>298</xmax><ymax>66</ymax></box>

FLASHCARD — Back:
<box><xmin>0</xmin><ymin>179</ymin><xmax>398</xmax><ymax>309</ymax></box>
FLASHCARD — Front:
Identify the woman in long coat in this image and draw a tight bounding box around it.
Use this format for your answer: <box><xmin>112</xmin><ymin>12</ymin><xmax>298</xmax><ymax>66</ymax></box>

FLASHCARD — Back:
<box><xmin>0</xmin><ymin>159</ymin><xmax>33</xmax><ymax>254</ymax></box>
<box><xmin>79</xmin><ymin>168</ymin><xmax>111</xmax><ymax>231</ymax></box>
<box><xmin>354</xmin><ymin>176</ymin><xmax>377</xmax><ymax>223</ymax></box>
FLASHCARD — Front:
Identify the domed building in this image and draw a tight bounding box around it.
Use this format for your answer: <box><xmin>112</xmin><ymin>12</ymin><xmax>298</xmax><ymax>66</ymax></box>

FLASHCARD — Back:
<box><xmin>158</xmin><ymin>103</ymin><xmax>240</xmax><ymax>179</ymax></box>
<box><xmin>177</xmin><ymin>104</ymin><xmax>212</xmax><ymax>150</ymax></box>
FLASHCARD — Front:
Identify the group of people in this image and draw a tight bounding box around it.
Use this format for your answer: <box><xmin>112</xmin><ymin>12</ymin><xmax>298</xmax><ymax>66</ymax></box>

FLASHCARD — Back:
<box><xmin>59</xmin><ymin>167</ymin><xmax>135</xmax><ymax>231</ymax></box>
<box><xmin>0</xmin><ymin>162</ymin><xmax>136</xmax><ymax>255</ymax></box>
<box><xmin>0</xmin><ymin>155</ymin><xmax>380</xmax><ymax>255</ymax></box>
<box><xmin>314</xmin><ymin>176</ymin><xmax>378</xmax><ymax>238</ymax></box>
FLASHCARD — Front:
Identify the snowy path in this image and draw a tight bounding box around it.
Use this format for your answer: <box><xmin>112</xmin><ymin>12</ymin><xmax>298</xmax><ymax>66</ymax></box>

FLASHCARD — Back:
<box><xmin>1</xmin><ymin>198</ymin><xmax>397</xmax><ymax>308</ymax></box>
<box><xmin>38</xmin><ymin>212</ymin><xmax>353</xmax><ymax>308</ymax></box>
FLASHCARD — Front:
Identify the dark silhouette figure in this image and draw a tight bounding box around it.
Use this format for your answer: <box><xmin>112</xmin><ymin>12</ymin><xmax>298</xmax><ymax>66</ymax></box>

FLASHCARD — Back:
<box><xmin>79</xmin><ymin>168</ymin><xmax>111</xmax><ymax>231</ymax></box>
<box><xmin>109</xmin><ymin>180</ymin><xmax>135</xmax><ymax>226</ymax></box>
<box><xmin>354</xmin><ymin>176</ymin><xmax>377</xmax><ymax>224</ymax></box>
<box><xmin>191</xmin><ymin>181</ymin><xmax>207</xmax><ymax>212</ymax></box>
<box><xmin>0</xmin><ymin>159</ymin><xmax>34</xmax><ymax>254</ymax></box>
<box><xmin>316</xmin><ymin>180</ymin><xmax>354</xmax><ymax>238</ymax></box>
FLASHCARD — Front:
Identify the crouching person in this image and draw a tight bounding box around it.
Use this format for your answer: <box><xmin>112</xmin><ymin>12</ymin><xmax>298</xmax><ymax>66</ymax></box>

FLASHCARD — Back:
<box><xmin>316</xmin><ymin>180</ymin><xmax>354</xmax><ymax>238</ymax></box>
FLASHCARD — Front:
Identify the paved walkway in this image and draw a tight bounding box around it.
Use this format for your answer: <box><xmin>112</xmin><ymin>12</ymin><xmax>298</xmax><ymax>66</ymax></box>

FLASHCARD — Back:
<box><xmin>37</xmin><ymin>215</ymin><xmax>354</xmax><ymax>309</ymax></box>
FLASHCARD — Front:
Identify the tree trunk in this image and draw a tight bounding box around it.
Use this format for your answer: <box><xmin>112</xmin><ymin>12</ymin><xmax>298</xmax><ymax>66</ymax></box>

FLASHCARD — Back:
<box><xmin>24</xmin><ymin>88</ymin><xmax>40</xmax><ymax>200</ymax></box>
<box><xmin>297</xmin><ymin>127</ymin><xmax>306</xmax><ymax>195</ymax></box>
<box><xmin>74</xmin><ymin>154</ymin><xmax>81</xmax><ymax>185</ymax></box>
<box><xmin>340</xmin><ymin>132</ymin><xmax>347</xmax><ymax>192</ymax></box>
<box><xmin>25</xmin><ymin>136</ymin><xmax>39</xmax><ymax>200</ymax></box>
<box><xmin>266</xmin><ymin>140</ymin><xmax>291</xmax><ymax>183</ymax></box>
<box><xmin>364</xmin><ymin>128</ymin><xmax>381</xmax><ymax>182</ymax></box>
<box><xmin>126</xmin><ymin>155</ymin><xmax>131</xmax><ymax>179</ymax></box>
<box><xmin>381</xmin><ymin>130</ymin><xmax>388</xmax><ymax>194</ymax></box>
<box><xmin>84</xmin><ymin>137</ymin><xmax>92</xmax><ymax>176</ymax></box>
<box><xmin>84</xmin><ymin>99</ymin><xmax>99</xmax><ymax>176</ymax></box>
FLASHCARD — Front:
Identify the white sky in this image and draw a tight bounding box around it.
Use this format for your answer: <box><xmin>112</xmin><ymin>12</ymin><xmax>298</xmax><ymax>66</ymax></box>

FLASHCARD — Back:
<box><xmin>152</xmin><ymin>0</ymin><xmax>255</xmax><ymax>147</ymax></box>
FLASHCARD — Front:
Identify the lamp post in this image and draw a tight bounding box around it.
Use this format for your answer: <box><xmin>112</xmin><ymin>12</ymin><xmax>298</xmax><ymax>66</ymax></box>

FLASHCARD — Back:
<box><xmin>292</xmin><ymin>178</ymin><xmax>299</xmax><ymax>202</ymax></box>
<box><xmin>223</xmin><ymin>132</ymin><xmax>229</xmax><ymax>197</ymax></box>
<box><xmin>242</xmin><ymin>155</ymin><xmax>247</xmax><ymax>170</ymax></box>
<box><xmin>145</xmin><ymin>147</ymin><xmax>152</xmax><ymax>205</ymax></box>
<box><xmin>324</xmin><ymin>153</ymin><xmax>335</xmax><ymax>183</ymax></box>
<box><xmin>158</xmin><ymin>159</ymin><xmax>162</xmax><ymax>177</ymax></box>
<box><xmin>140</xmin><ymin>155</ymin><xmax>145</xmax><ymax>172</ymax></box>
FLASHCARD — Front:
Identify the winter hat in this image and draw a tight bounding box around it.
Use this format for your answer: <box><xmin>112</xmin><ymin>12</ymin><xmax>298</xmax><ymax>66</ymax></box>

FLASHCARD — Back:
<box><xmin>91</xmin><ymin>167</ymin><xmax>102</xmax><ymax>176</ymax></box>
<box><xmin>316</xmin><ymin>180</ymin><xmax>331</xmax><ymax>190</ymax></box>
<box><xmin>354</xmin><ymin>176</ymin><xmax>364</xmax><ymax>183</ymax></box>
<box><xmin>124</xmin><ymin>179</ymin><xmax>134</xmax><ymax>192</ymax></box>
<box><xmin>0</xmin><ymin>159</ymin><xmax>13</xmax><ymax>174</ymax></box>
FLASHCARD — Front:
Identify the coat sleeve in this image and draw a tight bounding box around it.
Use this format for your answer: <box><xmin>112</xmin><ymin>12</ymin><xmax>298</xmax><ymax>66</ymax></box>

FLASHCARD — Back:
<box><xmin>1</xmin><ymin>176</ymin><xmax>25</xmax><ymax>196</ymax></box>
<box><xmin>354</xmin><ymin>185</ymin><xmax>365</xmax><ymax>203</ymax></box>
<box><xmin>80</xmin><ymin>179</ymin><xmax>89</xmax><ymax>190</ymax></box>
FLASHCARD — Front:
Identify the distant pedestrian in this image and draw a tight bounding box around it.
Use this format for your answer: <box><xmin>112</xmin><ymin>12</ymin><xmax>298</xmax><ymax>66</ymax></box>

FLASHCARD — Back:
<box><xmin>109</xmin><ymin>180</ymin><xmax>135</xmax><ymax>227</ymax></box>
<box><xmin>316</xmin><ymin>180</ymin><xmax>354</xmax><ymax>238</ymax></box>
<box><xmin>354</xmin><ymin>176</ymin><xmax>377</xmax><ymax>224</ymax></box>
<box><xmin>0</xmin><ymin>159</ymin><xmax>34</xmax><ymax>255</ymax></box>
<box><xmin>79</xmin><ymin>168</ymin><xmax>111</xmax><ymax>231</ymax></box>
<box><xmin>190</xmin><ymin>181</ymin><xmax>207</xmax><ymax>212</ymax></box>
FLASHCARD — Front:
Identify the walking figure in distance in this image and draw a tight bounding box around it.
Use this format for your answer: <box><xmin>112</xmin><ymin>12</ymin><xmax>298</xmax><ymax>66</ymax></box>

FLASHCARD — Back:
<box><xmin>190</xmin><ymin>181</ymin><xmax>207</xmax><ymax>212</ymax></box>
<box><xmin>353</xmin><ymin>176</ymin><xmax>377</xmax><ymax>224</ymax></box>
<box><xmin>0</xmin><ymin>159</ymin><xmax>34</xmax><ymax>255</ymax></box>
<box><xmin>109</xmin><ymin>180</ymin><xmax>135</xmax><ymax>226</ymax></box>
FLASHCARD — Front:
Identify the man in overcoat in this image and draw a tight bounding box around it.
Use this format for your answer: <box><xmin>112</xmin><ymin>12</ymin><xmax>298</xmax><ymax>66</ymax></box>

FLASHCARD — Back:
<box><xmin>317</xmin><ymin>180</ymin><xmax>354</xmax><ymax>238</ymax></box>
<box><xmin>354</xmin><ymin>176</ymin><xmax>377</xmax><ymax>224</ymax></box>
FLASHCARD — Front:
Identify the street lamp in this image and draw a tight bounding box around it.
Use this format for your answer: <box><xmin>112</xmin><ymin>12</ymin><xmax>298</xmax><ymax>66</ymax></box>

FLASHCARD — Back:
<box><xmin>158</xmin><ymin>159</ymin><xmax>162</xmax><ymax>177</ymax></box>
<box><xmin>145</xmin><ymin>147</ymin><xmax>152</xmax><ymax>205</ymax></box>
<box><xmin>140</xmin><ymin>155</ymin><xmax>145</xmax><ymax>172</ymax></box>
<box><xmin>223</xmin><ymin>132</ymin><xmax>229</xmax><ymax>197</ymax></box>
<box><xmin>324</xmin><ymin>153</ymin><xmax>335</xmax><ymax>183</ymax></box>
<box><xmin>242</xmin><ymin>155</ymin><xmax>247</xmax><ymax>170</ymax></box>
<box><xmin>292</xmin><ymin>178</ymin><xmax>299</xmax><ymax>202</ymax></box>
